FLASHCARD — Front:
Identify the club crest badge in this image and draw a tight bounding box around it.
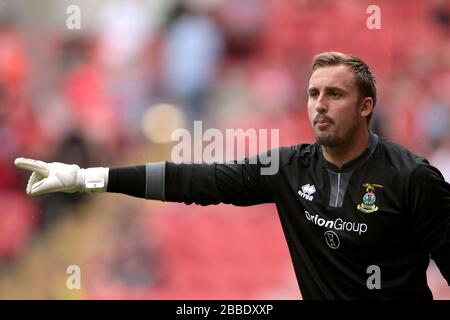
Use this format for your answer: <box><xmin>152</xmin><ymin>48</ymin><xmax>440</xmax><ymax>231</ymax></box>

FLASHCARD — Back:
<box><xmin>357</xmin><ymin>183</ymin><xmax>383</xmax><ymax>213</ymax></box>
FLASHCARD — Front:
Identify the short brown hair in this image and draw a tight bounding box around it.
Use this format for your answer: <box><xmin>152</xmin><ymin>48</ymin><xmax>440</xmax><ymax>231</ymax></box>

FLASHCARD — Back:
<box><xmin>312</xmin><ymin>51</ymin><xmax>377</xmax><ymax>125</ymax></box>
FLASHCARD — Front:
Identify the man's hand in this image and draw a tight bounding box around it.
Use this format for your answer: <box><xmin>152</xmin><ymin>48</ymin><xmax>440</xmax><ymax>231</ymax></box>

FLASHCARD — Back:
<box><xmin>14</xmin><ymin>158</ymin><xmax>109</xmax><ymax>196</ymax></box>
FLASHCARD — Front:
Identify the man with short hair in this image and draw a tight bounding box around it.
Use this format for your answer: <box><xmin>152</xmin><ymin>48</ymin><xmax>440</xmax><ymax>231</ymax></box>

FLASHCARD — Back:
<box><xmin>15</xmin><ymin>52</ymin><xmax>450</xmax><ymax>299</ymax></box>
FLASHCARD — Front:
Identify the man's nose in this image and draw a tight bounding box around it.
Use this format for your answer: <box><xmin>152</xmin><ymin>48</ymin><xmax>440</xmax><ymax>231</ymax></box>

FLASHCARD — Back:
<box><xmin>315</xmin><ymin>94</ymin><xmax>328</xmax><ymax>114</ymax></box>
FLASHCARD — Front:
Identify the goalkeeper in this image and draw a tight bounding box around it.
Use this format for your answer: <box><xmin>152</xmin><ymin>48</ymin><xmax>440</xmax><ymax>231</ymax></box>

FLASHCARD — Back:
<box><xmin>15</xmin><ymin>52</ymin><xmax>450</xmax><ymax>299</ymax></box>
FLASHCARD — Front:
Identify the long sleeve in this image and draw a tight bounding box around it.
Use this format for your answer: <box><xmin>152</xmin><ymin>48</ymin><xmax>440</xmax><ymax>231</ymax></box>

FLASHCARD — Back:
<box><xmin>106</xmin><ymin>150</ymin><xmax>280</xmax><ymax>206</ymax></box>
<box><xmin>407</xmin><ymin>163</ymin><xmax>450</xmax><ymax>284</ymax></box>
<box><xmin>164</xmin><ymin>147</ymin><xmax>281</xmax><ymax>206</ymax></box>
<box><xmin>164</xmin><ymin>158</ymin><xmax>275</xmax><ymax>206</ymax></box>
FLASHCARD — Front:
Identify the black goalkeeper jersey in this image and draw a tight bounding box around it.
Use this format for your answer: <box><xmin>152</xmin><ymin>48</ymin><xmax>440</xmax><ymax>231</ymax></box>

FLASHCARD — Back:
<box><xmin>108</xmin><ymin>132</ymin><xmax>450</xmax><ymax>299</ymax></box>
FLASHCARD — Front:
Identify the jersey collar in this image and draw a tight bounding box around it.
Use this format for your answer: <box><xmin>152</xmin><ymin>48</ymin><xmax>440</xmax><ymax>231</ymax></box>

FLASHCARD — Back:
<box><xmin>318</xmin><ymin>132</ymin><xmax>379</xmax><ymax>173</ymax></box>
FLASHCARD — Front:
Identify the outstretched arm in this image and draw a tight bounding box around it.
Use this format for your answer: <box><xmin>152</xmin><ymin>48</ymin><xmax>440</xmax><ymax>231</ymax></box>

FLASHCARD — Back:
<box><xmin>15</xmin><ymin>155</ymin><xmax>277</xmax><ymax>206</ymax></box>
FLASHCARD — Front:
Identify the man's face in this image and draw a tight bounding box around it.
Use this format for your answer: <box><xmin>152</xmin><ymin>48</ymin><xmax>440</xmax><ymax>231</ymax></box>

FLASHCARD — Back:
<box><xmin>307</xmin><ymin>65</ymin><xmax>364</xmax><ymax>148</ymax></box>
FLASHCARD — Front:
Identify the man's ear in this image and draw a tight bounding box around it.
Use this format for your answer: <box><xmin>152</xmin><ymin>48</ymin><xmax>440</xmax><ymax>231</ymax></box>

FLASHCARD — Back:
<box><xmin>360</xmin><ymin>97</ymin><xmax>374</xmax><ymax>118</ymax></box>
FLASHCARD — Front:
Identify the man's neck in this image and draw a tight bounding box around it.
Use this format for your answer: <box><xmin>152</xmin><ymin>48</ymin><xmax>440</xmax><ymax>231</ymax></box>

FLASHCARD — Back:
<box><xmin>321</xmin><ymin>129</ymin><xmax>370</xmax><ymax>170</ymax></box>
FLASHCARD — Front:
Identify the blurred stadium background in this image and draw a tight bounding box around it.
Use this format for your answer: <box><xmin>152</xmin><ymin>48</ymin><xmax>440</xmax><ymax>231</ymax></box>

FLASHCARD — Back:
<box><xmin>0</xmin><ymin>0</ymin><xmax>449</xmax><ymax>299</ymax></box>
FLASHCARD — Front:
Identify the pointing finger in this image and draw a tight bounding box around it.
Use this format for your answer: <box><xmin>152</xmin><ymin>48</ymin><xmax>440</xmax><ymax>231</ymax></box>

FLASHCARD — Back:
<box><xmin>15</xmin><ymin>158</ymin><xmax>49</xmax><ymax>177</ymax></box>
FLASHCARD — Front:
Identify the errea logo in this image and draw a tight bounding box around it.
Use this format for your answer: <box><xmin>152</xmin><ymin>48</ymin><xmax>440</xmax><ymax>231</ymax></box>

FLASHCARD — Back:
<box><xmin>298</xmin><ymin>184</ymin><xmax>316</xmax><ymax>201</ymax></box>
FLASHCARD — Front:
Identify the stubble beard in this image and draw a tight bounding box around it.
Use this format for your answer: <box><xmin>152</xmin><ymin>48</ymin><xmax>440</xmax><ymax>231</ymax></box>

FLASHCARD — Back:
<box><xmin>315</xmin><ymin>115</ymin><xmax>360</xmax><ymax>149</ymax></box>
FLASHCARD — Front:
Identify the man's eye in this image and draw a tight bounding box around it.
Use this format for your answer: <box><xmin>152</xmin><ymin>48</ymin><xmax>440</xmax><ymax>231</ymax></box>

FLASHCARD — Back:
<box><xmin>330</xmin><ymin>92</ymin><xmax>341</xmax><ymax>98</ymax></box>
<box><xmin>309</xmin><ymin>92</ymin><xmax>318</xmax><ymax>98</ymax></box>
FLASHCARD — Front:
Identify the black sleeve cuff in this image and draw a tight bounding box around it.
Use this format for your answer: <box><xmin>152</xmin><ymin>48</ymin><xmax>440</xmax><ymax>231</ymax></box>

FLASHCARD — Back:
<box><xmin>107</xmin><ymin>165</ymin><xmax>146</xmax><ymax>198</ymax></box>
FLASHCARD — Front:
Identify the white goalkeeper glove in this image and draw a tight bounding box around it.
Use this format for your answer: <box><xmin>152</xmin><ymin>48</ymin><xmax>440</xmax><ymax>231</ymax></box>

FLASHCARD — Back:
<box><xmin>14</xmin><ymin>157</ymin><xmax>109</xmax><ymax>196</ymax></box>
